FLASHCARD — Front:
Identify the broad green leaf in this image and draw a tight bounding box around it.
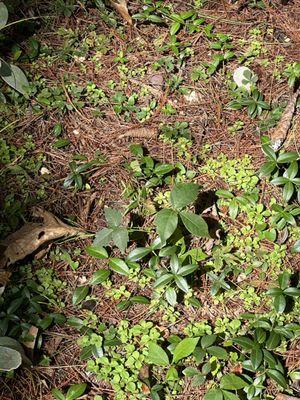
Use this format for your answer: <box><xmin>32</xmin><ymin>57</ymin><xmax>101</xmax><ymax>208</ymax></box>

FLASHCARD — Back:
<box><xmin>201</xmin><ymin>334</ymin><xmax>217</xmax><ymax>349</ymax></box>
<box><xmin>277</xmin><ymin>151</ymin><xmax>298</xmax><ymax>163</ymax></box>
<box><xmin>251</xmin><ymin>347</ymin><xmax>263</xmax><ymax>370</ymax></box>
<box><xmin>222</xmin><ymin>391</ymin><xmax>240</xmax><ymax>400</ymax></box>
<box><xmin>0</xmin><ymin>62</ymin><xmax>29</xmax><ymax>94</ymax></box>
<box><xmin>180</xmin><ymin>211</ymin><xmax>210</xmax><ymax>237</ymax></box>
<box><xmin>93</xmin><ymin>227</ymin><xmax>113</xmax><ymax>247</ymax></box>
<box><xmin>67</xmin><ymin>317</ymin><xmax>84</xmax><ymax>329</ymax></box>
<box><xmin>148</xmin><ymin>342</ymin><xmax>169</xmax><ymax>366</ymax></box>
<box><xmin>174</xmin><ymin>275</ymin><xmax>189</xmax><ymax>293</ymax></box>
<box><xmin>72</xmin><ymin>286</ymin><xmax>89</xmax><ymax>305</ymax></box>
<box><xmin>155</xmin><ymin>209</ymin><xmax>178</xmax><ymax>242</ymax></box>
<box><xmin>109</xmin><ymin>258</ymin><xmax>129</xmax><ymax>276</ymax></box>
<box><xmin>177</xmin><ymin>264</ymin><xmax>198</xmax><ymax>276</ymax></box>
<box><xmin>215</xmin><ymin>189</ymin><xmax>234</xmax><ymax>199</ymax></box>
<box><xmin>90</xmin><ymin>269</ymin><xmax>110</xmax><ymax>285</ymax></box>
<box><xmin>283</xmin><ymin>181</ymin><xmax>294</xmax><ymax>202</ymax></box>
<box><xmin>0</xmin><ymin>2</ymin><xmax>8</xmax><ymax>30</ymax></box>
<box><xmin>130</xmin><ymin>296</ymin><xmax>150</xmax><ymax>304</ymax></box>
<box><xmin>86</xmin><ymin>245</ymin><xmax>108</xmax><ymax>259</ymax></box>
<box><xmin>207</xmin><ymin>346</ymin><xmax>228</xmax><ymax>360</ymax></box>
<box><xmin>0</xmin><ymin>346</ymin><xmax>22</xmax><ymax>371</ymax></box>
<box><xmin>154</xmin><ymin>163</ymin><xmax>174</xmax><ymax>176</ymax></box>
<box><xmin>220</xmin><ymin>373</ymin><xmax>248</xmax><ymax>390</ymax></box>
<box><xmin>112</xmin><ymin>227</ymin><xmax>129</xmax><ymax>254</ymax></box>
<box><xmin>204</xmin><ymin>388</ymin><xmax>223</xmax><ymax>400</ymax></box>
<box><xmin>274</xmin><ymin>294</ymin><xmax>286</xmax><ymax>313</ymax></box>
<box><xmin>284</xmin><ymin>287</ymin><xmax>300</xmax><ymax>297</ymax></box>
<box><xmin>104</xmin><ymin>207</ymin><xmax>122</xmax><ymax>227</ymax></box>
<box><xmin>266</xmin><ymin>369</ymin><xmax>287</xmax><ymax>388</ymax></box>
<box><xmin>233</xmin><ymin>336</ymin><xmax>254</xmax><ymax>350</ymax></box>
<box><xmin>173</xmin><ymin>337</ymin><xmax>199</xmax><ymax>363</ymax></box>
<box><xmin>292</xmin><ymin>240</ymin><xmax>300</xmax><ymax>253</ymax></box>
<box><xmin>66</xmin><ymin>383</ymin><xmax>87</xmax><ymax>400</ymax></box>
<box><xmin>51</xmin><ymin>389</ymin><xmax>65</xmax><ymax>400</ymax></box>
<box><xmin>127</xmin><ymin>247</ymin><xmax>152</xmax><ymax>261</ymax></box>
<box><xmin>262</xmin><ymin>144</ymin><xmax>277</xmax><ymax>161</ymax></box>
<box><xmin>183</xmin><ymin>366</ymin><xmax>199</xmax><ymax>377</ymax></box>
<box><xmin>170</xmin><ymin>183</ymin><xmax>200</xmax><ymax>209</ymax></box>
<box><xmin>170</xmin><ymin>21</ymin><xmax>181</xmax><ymax>35</ymax></box>
<box><xmin>259</xmin><ymin>161</ymin><xmax>277</xmax><ymax>177</ymax></box>
<box><xmin>191</xmin><ymin>373</ymin><xmax>206</xmax><ymax>386</ymax></box>
<box><xmin>0</xmin><ymin>337</ymin><xmax>30</xmax><ymax>365</ymax></box>
<box><xmin>154</xmin><ymin>273</ymin><xmax>174</xmax><ymax>289</ymax></box>
<box><xmin>165</xmin><ymin>287</ymin><xmax>177</xmax><ymax>306</ymax></box>
<box><xmin>266</xmin><ymin>332</ymin><xmax>281</xmax><ymax>350</ymax></box>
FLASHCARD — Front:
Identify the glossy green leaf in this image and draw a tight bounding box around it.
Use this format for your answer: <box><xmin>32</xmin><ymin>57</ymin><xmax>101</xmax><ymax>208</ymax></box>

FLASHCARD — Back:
<box><xmin>86</xmin><ymin>245</ymin><xmax>108</xmax><ymax>259</ymax></box>
<box><xmin>109</xmin><ymin>258</ymin><xmax>129</xmax><ymax>276</ymax></box>
<box><xmin>0</xmin><ymin>62</ymin><xmax>29</xmax><ymax>94</ymax></box>
<box><xmin>251</xmin><ymin>347</ymin><xmax>263</xmax><ymax>370</ymax></box>
<box><xmin>173</xmin><ymin>337</ymin><xmax>199</xmax><ymax>363</ymax></box>
<box><xmin>90</xmin><ymin>269</ymin><xmax>110</xmax><ymax>285</ymax></box>
<box><xmin>266</xmin><ymin>369</ymin><xmax>287</xmax><ymax>388</ymax></box>
<box><xmin>233</xmin><ymin>336</ymin><xmax>254</xmax><ymax>350</ymax></box>
<box><xmin>130</xmin><ymin>295</ymin><xmax>150</xmax><ymax>304</ymax></box>
<box><xmin>155</xmin><ymin>209</ymin><xmax>178</xmax><ymax>242</ymax></box>
<box><xmin>52</xmin><ymin>389</ymin><xmax>65</xmax><ymax>400</ymax></box>
<box><xmin>174</xmin><ymin>275</ymin><xmax>189</xmax><ymax>293</ymax></box>
<box><xmin>148</xmin><ymin>342</ymin><xmax>169</xmax><ymax>366</ymax></box>
<box><xmin>127</xmin><ymin>247</ymin><xmax>152</xmax><ymax>261</ymax></box>
<box><xmin>66</xmin><ymin>383</ymin><xmax>87</xmax><ymax>400</ymax></box>
<box><xmin>274</xmin><ymin>294</ymin><xmax>286</xmax><ymax>313</ymax></box>
<box><xmin>0</xmin><ymin>2</ymin><xmax>8</xmax><ymax>30</ymax></box>
<box><xmin>180</xmin><ymin>211</ymin><xmax>210</xmax><ymax>237</ymax></box>
<box><xmin>165</xmin><ymin>287</ymin><xmax>177</xmax><ymax>306</ymax></box>
<box><xmin>72</xmin><ymin>286</ymin><xmax>89</xmax><ymax>305</ymax></box>
<box><xmin>292</xmin><ymin>240</ymin><xmax>300</xmax><ymax>253</ymax></box>
<box><xmin>170</xmin><ymin>21</ymin><xmax>181</xmax><ymax>36</ymax></box>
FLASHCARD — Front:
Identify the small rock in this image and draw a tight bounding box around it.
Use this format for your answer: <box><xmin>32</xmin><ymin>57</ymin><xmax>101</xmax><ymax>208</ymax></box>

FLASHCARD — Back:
<box><xmin>73</xmin><ymin>129</ymin><xmax>80</xmax><ymax>135</ymax></box>
<box><xmin>233</xmin><ymin>66</ymin><xmax>254</xmax><ymax>92</ymax></box>
<box><xmin>149</xmin><ymin>74</ymin><xmax>164</xmax><ymax>88</ymax></box>
<box><xmin>184</xmin><ymin>90</ymin><xmax>200</xmax><ymax>103</ymax></box>
<box><xmin>40</xmin><ymin>167</ymin><xmax>50</xmax><ymax>175</ymax></box>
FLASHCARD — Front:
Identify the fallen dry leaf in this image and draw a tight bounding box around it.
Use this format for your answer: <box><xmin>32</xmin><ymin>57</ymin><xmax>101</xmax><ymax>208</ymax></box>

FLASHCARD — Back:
<box><xmin>276</xmin><ymin>395</ymin><xmax>300</xmax><ymax>400</ymax></box>
<box><xmin>110</xmin><ymin>0</ymin><xmax>132</xmax><ymax>25</ymax></box>
<box><xmin>2</xmin><ymin>207</ymin><xmax>82</xmax><ymax>266</ymax></box>
<box><xmin>118</xmin><ymin>127</ymin><xmax>157</xmax><ymax>139</ymax></box>
<box><xmin>270</xmin><ymin>86</ymin><xmax>300</xmax><ymax>150</ymax></box>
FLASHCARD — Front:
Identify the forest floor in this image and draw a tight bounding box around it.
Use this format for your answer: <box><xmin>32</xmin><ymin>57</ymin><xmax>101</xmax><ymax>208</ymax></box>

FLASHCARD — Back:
<box><xmin>0</xmin><ymin>1</ymin><xmax>300</xmax><ymax>400</ymax></box>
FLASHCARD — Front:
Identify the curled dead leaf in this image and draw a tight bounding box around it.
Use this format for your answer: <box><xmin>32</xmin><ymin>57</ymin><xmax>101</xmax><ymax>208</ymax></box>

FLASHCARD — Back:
<box><xmin>2</xmin><ymin>207</ymin><xmax>82</xmax><ymax>267</ymax></box>
<box><xmin>109</xmin><ymin>0</ymin><xmax>132</xmax><ymax>25</ymax></box>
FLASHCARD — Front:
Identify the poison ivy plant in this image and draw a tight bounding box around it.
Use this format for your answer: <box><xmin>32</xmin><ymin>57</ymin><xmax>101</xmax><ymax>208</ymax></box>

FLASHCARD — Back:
<box><xmin>155</xmin><ymin>182</ymin><xmax>210</xmax><ymax>242</ymax></box>
<box><xmin>93</xmin><ymin>207</ymin><xmax>129</xmax><ymax>254</ymax></box>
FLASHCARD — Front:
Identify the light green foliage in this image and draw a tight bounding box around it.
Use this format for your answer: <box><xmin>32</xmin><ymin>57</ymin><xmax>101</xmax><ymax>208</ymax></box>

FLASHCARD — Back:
<box><xmin>200</xmin><ymin>153</ymin><xmax>259</xmax><ymax>191</ymax></box>
<box><xmin>82</xmin><ymin>320</ymin><xmax>162</xmax><ymax>399</ymax></box>
<box><xmin>36</xmin><ymin>267</ymin><xmax>66</xmax><ymax>308</ymax></box>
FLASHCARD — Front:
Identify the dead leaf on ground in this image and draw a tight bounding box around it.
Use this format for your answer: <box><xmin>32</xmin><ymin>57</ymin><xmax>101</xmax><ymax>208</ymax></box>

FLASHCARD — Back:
<box><xmin>276</xmin><ymin>395</ymin><xmax>300</xmax><ymax>400</ymax></box>
<box><xmin>110</xmin><ymin>0</ymin><xmax>132</xmax><ymax>25</ymax></box>
<box><xmin>270</xmin><ymin>86</ymin><xmax>300</xmax><ymax>150</ymax></box>
<box><xmin>2</xmin><ymin>207</ymin><xmax>82</xmax><ymax>267</ymax></box>
<box><xmin>118</xmin><ymin>127</ymin><xmax>157</xmax><ymax>139</ymax></box>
